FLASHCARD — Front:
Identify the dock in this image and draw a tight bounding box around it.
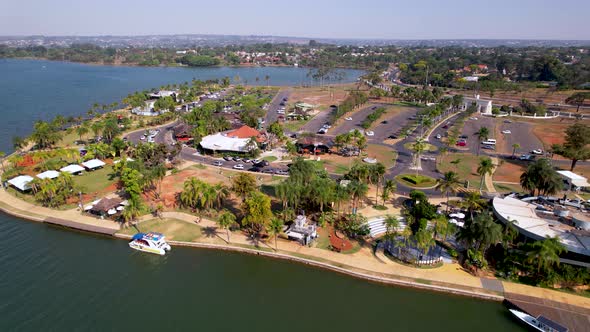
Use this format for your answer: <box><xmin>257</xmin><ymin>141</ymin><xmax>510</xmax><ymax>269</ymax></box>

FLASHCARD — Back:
<box><xmin>505</xmin><ymin>293</ymin><xmax>590</xmax><ymax>332</ymax></box>
<box><xmin>44</xmin><ymin>217</ymin><xmax>119</xmax><ymax>235</ymax></box>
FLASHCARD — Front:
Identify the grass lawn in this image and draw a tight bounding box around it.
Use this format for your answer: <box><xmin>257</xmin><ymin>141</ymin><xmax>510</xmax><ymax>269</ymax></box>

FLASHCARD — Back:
<box><xmin>365</xmin><ymin>144</ymin><xmax>398</xmax><ymax>168</ymax></box>
<box><xmin>438</xmin><ymin>153</ymin><xmax>484</xmax><ymax>190</ymax></box>
<box><xmin>119</xmin><ymin>218</ymin><xmax>203</xmax><ymax>242</ymax></box>
<box><xmin>494</xmin><ymin>182</ymin><xmax>523</xmax><ymax>193</ymax></box>
<box><xmin>74</xmin><ymin>165</ymin><xmax>117</xmax><ymax>194</ymax></box>
<box><xmin>395</xmin><ymin>173</ymin><xmax>438</xmax><ymax>188</ymax></box>
<box><xmin>262</xmin><ymin>156</ymin><xmax>278</xmax><ymax>162</ymax></box>
<box><xmin>283</xmin><ymin>118</ymin><xmax>311</xmax><ymax>132</ymax></box>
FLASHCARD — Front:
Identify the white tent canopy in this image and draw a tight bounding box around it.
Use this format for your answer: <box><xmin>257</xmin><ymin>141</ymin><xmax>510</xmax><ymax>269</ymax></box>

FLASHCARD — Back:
<box><xmin>200</xmin><ymin>133</ymin><xmax>251</xmax><ymax>152</ymax></box>
<box><xmin>36</xmin><ymin>170</ymin><xmax>60</xmax><ymax>180</ymax></box>
<box><xmin>82</xmin><ymin>159</ymin><xmax>106</xmax><ymax>170</ymax></box>
<box><xmin>7</xmin><ymin>175</ymin><xmax>34</xmax><ymax>191</ymax></box>
<box><xmin>60</xmin><ymin>164</ymin><xmax>85</xmax><ymax>174</ymax></box>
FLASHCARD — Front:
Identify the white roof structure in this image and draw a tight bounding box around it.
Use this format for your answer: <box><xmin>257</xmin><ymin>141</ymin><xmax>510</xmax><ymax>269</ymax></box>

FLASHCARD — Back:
<box><xmin>60</xmin><ymin>164</ymin><xmax>85</xmax><ymax>174</ymax></box>
<box><xmin>113</xmin><ymin>158</ymin><xmax>134</xmax><ymax>164</ymax></box>
<box><xmin>149</xmin><ymin>90</ymin><xmax>175</xmax><ymax>98</ymax></box>
<box><xmin>493</xmin><ymin>196</ymin><xmax>590</xmax><ymax>257</ymax></box>
<box><xmin>8</xmin><ymin>175</ymin><xmax>34</xmax><ymax>191</ymax></box>
<box><xmin>557</xmin><ymin>170</ymin><xmax>590</xmax><ymax>188</ymax></box>
<box><xmin>200</xmin><ymin>133</ymin><xmax>253</xmax><ymax>152</ymax></box>
<box><xmin>36</xmin><ymin>170</ymin><xmax>60</xmax><ymax>180</ymax></box>
<box><xmin>82</xmin><ymin>159</ymin><xmax>106</xmax><ymax>170</ymax></box>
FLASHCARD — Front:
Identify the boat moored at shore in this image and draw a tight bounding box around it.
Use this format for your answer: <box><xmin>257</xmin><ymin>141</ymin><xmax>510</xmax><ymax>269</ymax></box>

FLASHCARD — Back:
<box><xmin>129</xmin><ymin>232</ymin><xmax>171</xmax><ymax>255</ymax></box>
<box><xmin>509</xmin><ymin>309</ymin><xmax>568</xmax><ymax>332</ymax></box>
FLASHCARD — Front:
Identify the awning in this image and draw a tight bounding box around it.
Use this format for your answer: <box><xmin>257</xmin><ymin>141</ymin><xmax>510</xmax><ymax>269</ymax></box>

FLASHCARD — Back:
<box><xmin>36</xmin><ymin>170</ymin><xmax>60</xmax><ymax>180</ymax></box>
<box><xmin>82</xmin><ymin>159</ymin><xmax>106</xmax><ymax>170</ymax></box>
<box><xmin>60</xmin><ymin>164</ymin><xmax>85</xmax><ymax>174</ymax></box>
<box><xmin>7</xmin><ymin>175</ymin><xmax>33</xmax><ymax>191</ymax></box>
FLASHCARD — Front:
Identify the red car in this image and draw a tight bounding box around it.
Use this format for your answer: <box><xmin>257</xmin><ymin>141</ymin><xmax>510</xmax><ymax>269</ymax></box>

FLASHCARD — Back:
<box><xmin>456</xmin><ymin>140</ymin><xmax>467</xmax><ymax>147</ymax></box>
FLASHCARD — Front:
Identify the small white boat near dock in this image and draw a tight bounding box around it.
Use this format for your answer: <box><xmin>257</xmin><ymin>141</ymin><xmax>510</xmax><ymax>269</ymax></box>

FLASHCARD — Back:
<box><xmin>129</xmin><ymin>232</ymin><xmax>171</xmax><ymax>255</ymax></box>
<box><xmin>509</xmin><ymin>309</ymin><xmax>568</xmax><ymax>332</ymax></box>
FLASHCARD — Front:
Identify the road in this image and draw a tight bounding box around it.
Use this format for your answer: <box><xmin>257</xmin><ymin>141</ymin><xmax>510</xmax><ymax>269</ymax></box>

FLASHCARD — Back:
<box><xmin>300</xmin><ymin>107</ymin><xmax>335</xmax><ymax>134</ymax></box>
<box><xmin>264</xmin><ymin>89</ymin><xmax>291</xmax><ymax>128</ymax></box>
<box><xmin>370</xmin><ymin>106</ymin><xmax>419</xmax><ymax>141</ymax></box>
<box><xmin>330</xmin><ymin>104</ymin><xmax>386</xmax><ymax>136</ymax></box>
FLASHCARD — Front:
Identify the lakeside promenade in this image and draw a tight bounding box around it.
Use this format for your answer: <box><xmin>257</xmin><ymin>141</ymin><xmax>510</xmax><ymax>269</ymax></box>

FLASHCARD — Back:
<box><xmin>1</xmin><ymin>186</ymin><xmax>589</xmax><ymax>314</ymax></box>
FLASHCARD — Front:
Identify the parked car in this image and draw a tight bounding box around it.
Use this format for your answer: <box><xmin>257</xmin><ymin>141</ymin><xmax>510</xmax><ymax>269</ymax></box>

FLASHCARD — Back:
<box><xmin>233</xmin><ymin>164</ymin><xmax>244</xmax><ymax>170</ymax></box>
<box><xmin>255</xmin><ymin>160</ymin><xmax>269</xmax><ymax>167</ymax></box>
<box><xmin>275</xmin><ymin>169</ymin><xmax>289</xmax><ymax>175</ymax></box>
<box><xmin>262</xmin><ymin>168</ymin><xmax>275</xmax><ymax>174</ymax></box>
<box><xmin>249</xmin><ymin>166</ymin><xmax>262</xmax><ymax>172</ymax></box>
<box><xmin>140</xmin><ymin>135</ymin><xmax>146</xmax><ymax>140</ymax></box>
<box><xmin>366</xmin><ymin>131</ymin><xmax>375</xmax><ymax>136</ymax></box>
<box><xmin>519</xmin><ymin>154</ymin><xmax>534</xmax><ymax>161</ymax></box>
<box><xmin>504</xmin><ymin>120</ymin><xmax>513</xmax><ymax>123</ymax></box>
<box><xmin>531</xmin><ymin>149</ymin><xmax>543</xmax><ymax>155</ymax></box>
<box><xmin>212</xmin><ymin>161</ymin><xmax>223</xmax><ymax>166</ymax></box>
<box><xmin>456</xmin><ymin>140</ymin><xmax>467</xmax><ymax>147</ymax></box>
<box><xmin>232</xmin><ymin>156</ymin><xmax>242</xmax><ymax>162</ymax></box>
<box><xmin>345</xmin><ymin>117</ymin><xmax>353</xmax><ymax>121</ymax></box>
<box><xmin>502</xmin><ymin>130</ymin><xmax>511</xmax><ymax>134</ymax></box>
<box><xmin>469</xmin><ymin>117</ymin><xmax>478</xmax><ymax>120</ymax></box>
<box><xmin>482</xmin><ymin>144</ymin><xmax>495</xmax><ymax>150</ymax></box>
<box><xmin>223</xmin><ymin>156</ymin><xmax>233</xmax><ymax>161</ymax></box>
<box><xmin>435</xmin><ymin>134</ymin><xmax>442</xmax><ymax>139</ymax></box>
<box><xmin>388</xmin><ymin>134</ymin><xmax>398</xmax><ymax>139</ymax></box>
<box><xmin>381</xmin><ymin>120</ymin><xmax>388</xmax><ymax>124</ymax></box>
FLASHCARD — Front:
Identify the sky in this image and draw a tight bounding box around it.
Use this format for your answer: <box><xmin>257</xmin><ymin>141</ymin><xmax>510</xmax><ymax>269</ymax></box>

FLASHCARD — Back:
<box><xmin>1</xmin><ymin>0</ymin><xmax>589</xmax><ymax>40</ymax></box>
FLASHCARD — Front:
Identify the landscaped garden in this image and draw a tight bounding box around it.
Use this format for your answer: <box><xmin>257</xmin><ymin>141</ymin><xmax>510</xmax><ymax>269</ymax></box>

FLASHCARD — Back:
<box><xmin>395</xmin><ymin>174</ymin><xmax>438</xmax><ymax>188</ymax></box>
<box><xmin>119</xmin><ymin>218</ymin><xmax>203</xmax><ymax>242</ymax></box>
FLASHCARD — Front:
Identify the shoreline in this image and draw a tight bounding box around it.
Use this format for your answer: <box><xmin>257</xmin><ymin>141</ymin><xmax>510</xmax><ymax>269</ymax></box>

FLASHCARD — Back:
<box><xmin>0</xmin><ymin>194</ymin><xmax>510</xmax><ymax>303</ymax></box>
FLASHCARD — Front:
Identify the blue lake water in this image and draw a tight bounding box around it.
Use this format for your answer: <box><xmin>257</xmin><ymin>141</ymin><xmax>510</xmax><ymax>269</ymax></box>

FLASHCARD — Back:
<box><xmin>0</xmin><ymin>59</ymin><xmax>363</xmax><ymax>152</ymax></box>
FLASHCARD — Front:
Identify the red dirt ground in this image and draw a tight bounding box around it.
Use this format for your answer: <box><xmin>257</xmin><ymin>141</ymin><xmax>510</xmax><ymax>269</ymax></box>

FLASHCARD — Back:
<box><xmin>329</xmin><ymin>229</ymin><xmax>353</xmax><ymax>252</ymax></box>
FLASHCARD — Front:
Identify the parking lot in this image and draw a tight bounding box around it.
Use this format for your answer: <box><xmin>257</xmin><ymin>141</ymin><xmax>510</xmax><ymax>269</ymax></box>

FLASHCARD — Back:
<box><xmin>461</xmin><ymin>116</ymin><xmax>544</xmax><ymax>156</ymax></box>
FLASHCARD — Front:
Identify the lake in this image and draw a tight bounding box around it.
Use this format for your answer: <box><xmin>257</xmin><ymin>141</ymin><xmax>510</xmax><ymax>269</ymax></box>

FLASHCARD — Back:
<box><xmin>0</xmin><ymin>59</ymin><xmax>363</xmax><ymax>152</ymax></box>
<box><xmin>0</xmin><ymin>214</ymin><xmax>522</xmax><ymax>331</ymax></box>
<box><xmin>0</xmin><ymin>59</ymin><xmax>523</xmax><ymax>331</ymax></box>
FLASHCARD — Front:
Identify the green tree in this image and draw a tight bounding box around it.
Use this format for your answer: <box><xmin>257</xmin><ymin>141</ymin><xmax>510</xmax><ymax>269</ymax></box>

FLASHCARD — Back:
<box><xmin>241</xmin><ymin>191</ymin><xmax>273</xmax><ymax>235</ymax></box>
<box><xmin>76</xmin><ymin>124</ymin><xmax>89</xmax><ymax>142</ymax></box>
<box><xmin>457</xmin><ymin>213</ymin><xmax>502</xmax><ymax>255</ymax></box>
<box><xmin>217</xmin><ymin>210</ymin><xmax>237</xmax><ymax>243</ymax></box>
<box><xmin>477</xmin><ymin>157</ymin><xmax>494</xmax><ymax>192</ymax></box>
<box><xmin>511</xmin><ymin>143</ymin><xmax>520</xmax><ymax>158</ymax></box>
<box><xmin>231</xmin><ymin>173</ymin><xmax>257</xmax><ymax>201</ymax></box>
<box><xmin>267</xmin><ymin>217</ymin><xmax>284</xmax><ymax>250</ymax></box>
<box><xmin>564</xmin><ymin>92</ymin><xmax>589</xmax><ymax>112</ymax></box>
<box><xmin>519</xmin><ymin>158</ymin><xmax>562</xmax><ymax>196</ymax></box>
<box><xmin>475</xmin><ymin>127</ymin><xmax>489</xmax><ymax>156</ymax></box>
<box><xmin>438</xmin><ymin>171</ymin><xmax>460</xmax><ymax>212</ymax></box>
<box><xmin>30</xmin><ymin>121</ymin><xmax>62</xmax><ymax>149</ymax></box>
<box><xmin>524</xmin><ymin>236</ymin><xmax>566</xmax><ymax>274</ymax></box>
<box><xmin>551</xmin><ymin>123</ymin><xmax>590</xmax><ymax>171</ymax></box>
<box><xmin>381</xmin><ymin>179</ymin><xmax>396</xmax><ymax>206</ymax></box>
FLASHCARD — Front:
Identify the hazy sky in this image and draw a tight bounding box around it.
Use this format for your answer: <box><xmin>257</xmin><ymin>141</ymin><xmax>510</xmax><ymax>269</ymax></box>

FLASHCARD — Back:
<box><xmin>1</xmin><ymin>0</ymin><xmax>589</xmax><ymax>39</ymax></box>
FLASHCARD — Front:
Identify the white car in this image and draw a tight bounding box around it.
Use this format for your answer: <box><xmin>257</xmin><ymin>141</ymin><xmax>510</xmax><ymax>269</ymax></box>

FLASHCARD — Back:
<box><xmin>435</xmin><ymin>134</ymin><xmax>442</xmax><ymax>139</ymax></box>
<box><xmin>469</xmin><ymin>117</ymin><xmax>478</xmax><ymax>120</ymax></box>
<box><xmin>233</xmin><ymin>164</ymin><xmax>244</xmax><ymax>170</ymax></box>
<box><xmin>277</xmin><ymin>110</ymin><xmax>285</xmax><ymax>114</ymax></box>
<box><xmin>366</xmin><ymin>131</ymin><xmax>375</xmax><ymax>136</ymax></box>
<box><xmin>345</xmin><ymin>117</ymin><xmax>353</xmax><ymax>121</ymax></box>
<box><xmin>532</xmin><ymin>149</ymin><xmax>543</xmax><ymax>155</ymax></box>
<box><xmin>147</xmin><ymin>137</ymin><xmax>154</xmax><ymax>143</ymax></box>
<box><xmin>502</xmin><ymin>130</ymin><xmax>511</xmax><ymax>134</ymax></box>
<box><xmin>140</xmin><ymin>135</ymin><xmax>146</xmax><ymax>140</ymax></box>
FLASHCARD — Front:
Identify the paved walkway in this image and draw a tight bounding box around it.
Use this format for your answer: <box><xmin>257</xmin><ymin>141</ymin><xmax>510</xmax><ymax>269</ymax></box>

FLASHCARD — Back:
<box><xmin>484</xmin><ymin>156</ymin><xmax>499</xmax><ymax>193</ymax></box>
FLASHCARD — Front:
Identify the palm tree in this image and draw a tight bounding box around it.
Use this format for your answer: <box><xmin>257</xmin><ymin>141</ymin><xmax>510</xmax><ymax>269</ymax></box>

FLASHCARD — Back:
<box><xmin>462</xmin><ymin>191</ymin><xmax>486</xmax><ymax>221</ymax></box>
<box><xmin>384</xmin><ymin>215</ymin><xmax>400</xmax><ymax>238</ymax></box>
<box><xmin>265</xmin><ymin>75</ymin><xmax>270</xmax><ymax>87</ymax></box>
<box><xmin>267</xmin><ymin>217</ymin><xmax>284</xmax><ymax>250</ymax></box>
<box><xmin>348</xmin><ymin>180</ymin><xmax>368</xmax><ymax>212</ymax></box>
<box><xmin>412</xmin><ymin>138</ymin><xmax>427</xmax><ymax>173</ymax></box>
<box><xmin>231</xmin><ymin>173</ymin><xmax>257</xmax><ymax>201</ymax></box>
<box><xmin>381</xmin><ymin>179</ymin><xmax>396</xmax><ymax>205</ymax></box>
<box><xmin>511</xmin><ymin>143</ymin><xmax>521</xmax><ymax>158</ymax></box>
<box><xmin>217</xmin><ymin>210</ymin><xmax>237</xmax><ymax>243</ymax></box>
<box><xmin>477</xmin><ymin>157</ymin><xmax>494</xmax><ymax>192</ymax></box>
<box><xmin>457</xmin><ymin>214</ymin><xmax>502</xmax><ymax>254</ymax></box>
<box><xmin>475</xmin><ymin>127</ymin><xmax>489</xmax><ymax>156</ymax></box>
<box><xmin>438</xmin><ymin>171</ymin><xmax>460</xmax><ymax>212</ymax></box>
<box><xmin>369</xmin><ymin>163</ymin><xmax>386</xmax><ymax>205</ymax></box>
<box><xmin>524</xmin><ymin>236</ymin><xmax>566</xmax><ymax>274</ymax></box>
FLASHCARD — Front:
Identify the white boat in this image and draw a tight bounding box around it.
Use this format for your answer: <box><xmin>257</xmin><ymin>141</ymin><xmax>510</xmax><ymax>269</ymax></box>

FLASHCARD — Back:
<box><xmin>509</xmin><ymin>309</ymin><xmax>568</xmax><ymax>332</ymax></box>
<box><xmin>129</xmin><ymin>232</ymin><xmax>171</xmax><ymax>255</ymax></box>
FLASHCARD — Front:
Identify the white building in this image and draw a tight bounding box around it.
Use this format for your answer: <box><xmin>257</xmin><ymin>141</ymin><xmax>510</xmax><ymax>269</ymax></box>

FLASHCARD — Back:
<box><xmin>463</xmin><ymin>95</ymin><xmax>493</xmax><ymax>115</ymax></box>
<box><xmin>556</xmin><ymin>170</ymin><xmax>590</xmax><ymax>192</ymax></box>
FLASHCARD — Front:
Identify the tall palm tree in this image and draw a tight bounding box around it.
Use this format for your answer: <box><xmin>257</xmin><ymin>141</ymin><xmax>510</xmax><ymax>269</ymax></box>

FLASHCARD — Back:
<box><xmin>384</xmin><ymin>215</ymin><xmax>400</xmax><ymax>238</ymax></box>
<box><xmin>348</xmin><ymin>180</ymin><xmax>368</xmax><ymax>212</ymax></box>
<box><xmin>412</xmin><ymin>138</ymin><xmax>427</xmax><ymax>174</ymax></box>
<box><xmin>524</xmin><ymin>236</ymin><xmax>566</xmax><ymax>274</ymax></box>
<box><xmin>438</xmin><ymin>171</ymin><xmax>460</xmax><ymax>212</ymax></box>
<box><xmin>511</xmin><ymin>143</ymin><xmax>521</xmax><ymax>158</ymax></box>
<box><xmin>369</xmin><ymin>163</ymin><xmax>386</xmax><ymax>205</ymax></box>
<box><xmin>381</xmin><ymin>179</ymin><xmax>396</xmax><ymax>206</ymax></box>
<box><xmin>217</xmin><ymin>210</ymin><xmax>237</xmax><ymax>243</ymax></box>
<box><xmin>475</xmin><ymin>127</ymin><xmax>489</xmax><ymax>156</ymax></box>
<box><xmin>462</xmin><ymin>191</ymin><xmax>486</xmax><ymax>221</ymax></box>
<box><xmin>267</xmin><ymin>217</ymin><xmax>284</xmax><ymax>250</ymax></box>
<box><xmin>477</xmin><ymin>157</ymin><xmax>494</xmax><ymax>192</ymax></box>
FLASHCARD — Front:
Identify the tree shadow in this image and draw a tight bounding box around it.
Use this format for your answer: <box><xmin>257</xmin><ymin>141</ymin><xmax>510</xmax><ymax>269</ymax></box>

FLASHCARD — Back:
<box><xmin>202</xmin><ymin>226</ymin><xmax>218</xmax><ymax>238</ymax></box>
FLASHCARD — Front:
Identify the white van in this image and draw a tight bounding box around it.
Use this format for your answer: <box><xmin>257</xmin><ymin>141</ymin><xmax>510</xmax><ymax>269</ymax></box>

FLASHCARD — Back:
<box><xmin>482</xmin><ymin>139</ymin><xmax>496</xmax><ymax>145</ymax></box>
